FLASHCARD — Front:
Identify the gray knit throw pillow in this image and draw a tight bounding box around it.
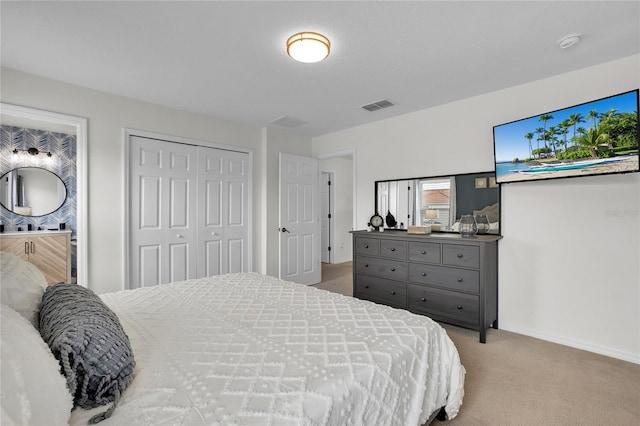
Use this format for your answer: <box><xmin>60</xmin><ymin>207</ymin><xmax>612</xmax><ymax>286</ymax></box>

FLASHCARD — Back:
<box><xmin>38</xmin><ymin>283</ymin><xmax>135</xmax><ymax>424</ymax></box>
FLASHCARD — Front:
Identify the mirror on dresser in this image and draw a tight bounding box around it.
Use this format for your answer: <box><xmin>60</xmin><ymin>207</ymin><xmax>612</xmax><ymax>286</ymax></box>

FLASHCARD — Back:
<box><xmin>375</xmin><ymin>171</ymin><xmax>501</xmax><ymax>234</ymax></box>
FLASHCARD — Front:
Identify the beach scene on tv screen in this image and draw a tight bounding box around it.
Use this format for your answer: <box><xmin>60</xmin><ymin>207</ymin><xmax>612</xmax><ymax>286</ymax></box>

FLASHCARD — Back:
<box><xmin>494</xmin><ymin>91</ymin><xmax>639</xmax><ymax>183</ymax></box>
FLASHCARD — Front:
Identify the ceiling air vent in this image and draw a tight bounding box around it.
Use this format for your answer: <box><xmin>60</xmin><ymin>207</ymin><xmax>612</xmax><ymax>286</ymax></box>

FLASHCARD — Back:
<box><xmin>361</xmin><ymin>99</ymin><xmax>395</xmax><ymax>112</ymax></box>
<box><xmin>269</xmin><ymin>115</ymin><xmax>308</xmax><ymax>128</ymax></box>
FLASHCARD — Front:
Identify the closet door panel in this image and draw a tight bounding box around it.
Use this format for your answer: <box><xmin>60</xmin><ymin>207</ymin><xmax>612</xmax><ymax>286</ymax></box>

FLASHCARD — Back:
<box><xmin>227</xmin><ymin>181</ymin><xmax>244</xmax><ymax>226</ymax></box>
<box><xmin>198</xmin><ymin>148</ymin><xmax>224</xmax><ymax>277</ymax></box>
<box><xmin>197</xmin><ymin>147</ymin><xmax>249</xmax><ymax>277</ymax></box>
<box><xmin>169</xmin><ymin>178</ymin><xmax>190</xmax><ymax>228</ymax></box>
<box><xmin>228</xmin><ymin>238</ymin><xmax>244</xmax><ymax>273</ymax></box>
<box><xmin>139</xmin><ymin>244</ymin><xmax>161</xmax><ymax>288</ymax></box>
<box><xmin>204</xmin><ymin>240</ymin><xmax>222</xmax><ymax>276</ymax></box>
<box><xmin>129</xmin><ymin>135</ymin><xmax>250</xmax><ymax>288</ymax></box>
<box><xmin>130</xmin><ymin>136</ymin><xmax>197</xmax><ymax>288</ymax></box>
<box><xmin>139</xmin><ymin>176</ymin><xmax>161</xmax><ymax>229</ymax></box>
<box><xmin>169</xmin><ymin>242</ymin><xmax>189</xmax><ymax>283</ymax></box>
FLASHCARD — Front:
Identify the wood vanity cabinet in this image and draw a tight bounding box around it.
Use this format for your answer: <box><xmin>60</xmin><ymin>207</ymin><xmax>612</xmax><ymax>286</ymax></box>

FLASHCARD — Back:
<box><xmin>352</xmin><ymin>230</ymin><xmax>501</xmax><ymax>343</ymax></box>
<box><xmin>0</xmin><ymin>231</ymin><xmax>72</xmax><ymax>284</ymax></box>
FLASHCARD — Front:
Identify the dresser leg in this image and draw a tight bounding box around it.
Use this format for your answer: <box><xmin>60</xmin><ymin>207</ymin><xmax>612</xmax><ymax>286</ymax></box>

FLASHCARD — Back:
<box><xmin>479</xmin><ymin>329</ymin><xmax>486</xmax><ymax>343</ymax></box>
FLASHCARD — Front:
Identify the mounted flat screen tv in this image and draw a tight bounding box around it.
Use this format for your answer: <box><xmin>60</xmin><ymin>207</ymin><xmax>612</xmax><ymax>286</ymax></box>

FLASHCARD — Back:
<box><xmin>493</xmin><ymin>89</ymin><xmax>639</xmax><ymax>184</ymax></box>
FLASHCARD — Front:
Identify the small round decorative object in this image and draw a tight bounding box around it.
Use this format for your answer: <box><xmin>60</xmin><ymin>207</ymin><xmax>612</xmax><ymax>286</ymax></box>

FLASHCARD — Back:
<box><xmin>369</xmin><ymin>214</ymin><xmax>384</xmax><ymax>230</ymax></box>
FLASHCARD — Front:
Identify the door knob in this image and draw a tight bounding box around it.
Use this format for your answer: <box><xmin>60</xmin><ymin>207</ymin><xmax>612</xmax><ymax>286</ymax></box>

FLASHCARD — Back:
<box><xmin>279</xmin><ymin>227</ymin><xmax>291</xmax><ymax>233</ymax></box>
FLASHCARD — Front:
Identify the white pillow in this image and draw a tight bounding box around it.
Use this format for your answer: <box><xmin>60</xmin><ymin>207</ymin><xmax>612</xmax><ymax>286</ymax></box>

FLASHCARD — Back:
<box><xmin>0</xmin><ymin>251</ymin><xmax>47</xmax><ymax>325</ymax></box>
<box><xmin>0</xmin><ymin>304</ymin><xmax>73</xmax><ymax>425</ymax></box>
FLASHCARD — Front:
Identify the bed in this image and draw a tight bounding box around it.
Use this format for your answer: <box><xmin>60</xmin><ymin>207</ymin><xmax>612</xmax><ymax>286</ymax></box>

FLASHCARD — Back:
<box><xmin>1</xmin><ymin>250</ymin><xmax>465</xmax><ymax>426</ymax></box>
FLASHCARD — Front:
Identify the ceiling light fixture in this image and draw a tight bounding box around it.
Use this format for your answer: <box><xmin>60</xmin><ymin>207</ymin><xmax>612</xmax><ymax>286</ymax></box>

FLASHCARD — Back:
<box><xmin>287</xmin><ymin>32</ymin><xmax>330</xmax><ymax>63</ymax></box>
<box><xmin>557</xmin><ymin>34</ymin><xmax>582</xmax><ymax>50</ymax></box>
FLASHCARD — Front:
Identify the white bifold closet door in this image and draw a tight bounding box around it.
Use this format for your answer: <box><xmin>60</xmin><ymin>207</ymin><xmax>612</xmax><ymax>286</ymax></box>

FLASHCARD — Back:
<box><xmin>129</xmin><ymin>136</ymin><xmax>249</xmax><ymax>288</ymax></box>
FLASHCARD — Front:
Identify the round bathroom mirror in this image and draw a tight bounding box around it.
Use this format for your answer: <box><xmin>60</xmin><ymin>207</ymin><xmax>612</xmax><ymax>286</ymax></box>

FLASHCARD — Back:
<box><xmin>0</xmin><ymin>167</ymin><xmax>67</xmax><ymax>216</ymax></box>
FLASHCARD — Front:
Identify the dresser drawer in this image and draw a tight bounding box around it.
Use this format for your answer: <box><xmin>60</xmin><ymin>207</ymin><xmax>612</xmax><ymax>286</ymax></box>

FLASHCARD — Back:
<box><xmin>409</xmin><ymin>264</ymin><xmax>479</xmax><ymax>293</ymax></box>
<box><xmin>408</xmin><ymin>284</ymin><xmax>479</xmax><ymax>325</ymax></box>
<box><xmin>442</xmin><ymin>244</ymin><xmax>480</xmax><ymax>269</ymax></box>
<box><xmin>355</xmin><ymin>255</ymin><xmax>407</xmax><ymax>281</ymax></box>
<box><xmin>354</xmin><ymin>237</ymin><xmax>380</xmax><ymax>256</ymax></box>
<box><xmin>409</xmin><ymin>242</ymin><xmax>441</xmax><ymax>264</ymax></box>
<box><xmin>355</xmin><ymin>275</ymin><xmax>407</xmax><ymax>308</ymax></box>
<box><xmin>379</xmin><ymin>239</ymin><xmax>408</xmax><ymax>260</ymax></box>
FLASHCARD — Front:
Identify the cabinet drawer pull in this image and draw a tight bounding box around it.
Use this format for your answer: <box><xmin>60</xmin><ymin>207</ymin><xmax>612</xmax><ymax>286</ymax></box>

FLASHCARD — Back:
<box><xmin>457</xmin><ymin>253</ymin><xmax>463</xmax><ymax>258</ymax></box>
<box><xmin>421</xmin><ymin>272</ymin><xmax>427</xmax><ymax>277</ymax></box>
<box><xmin>456</xmin><ymin>305</ymin><xmax>464</xmax><ymax>310</ymax></box>
<box><xmin>457</xmin><ymin>277</ymin><xmax>463</xmax><ymax>282</ymax></box>
<box><xmin>364</xmin><ymin>244</ymin><xmax>369</xmax><ymax>248</ymax></box>
<box><xmin>390</xmin><ymin>268</ymin><xmax>396</xmax><ymax>272</ymax></box>
<box><xmin>30</xmin><ymin>242</ymin><xmax>34</xmax><ymax>254</ymax></box>
<box><xmin>390</xmin><ymin>248</ymin><xmax>396</xmax><ymax>252</ymax></box>
<box><xmin>421</xmin><ymin>250</ymin><xmax>426</xmax><ymax>254</ymax></box>
<box><xmin>364</xmin><ymin>264</ymin><xmax>369</xmax><ymax>268</ymax></box>
<box><xmin>390</xmin><ymin>291</ymin><xmax>396</xmax><ymax>295</ymax></box>
<box><xmin>421</xmin><ymin>297</ymin><xmax>427</xmax><ymax>302</ymax></box>
<box><xmin>364</xmin><ymin>285</ymin><xmax>370</xmax><ymax>289</ymax></box>
<box><xmin>24</xmin><ymin>242</ymin><xmax>29</xmax><ymax>254</ymax></box>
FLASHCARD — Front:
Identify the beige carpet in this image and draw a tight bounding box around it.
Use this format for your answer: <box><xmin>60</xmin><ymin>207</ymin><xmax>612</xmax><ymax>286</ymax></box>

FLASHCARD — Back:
<box><xmin>315</xmin><ymin>262</ymin><xmax>640</xmax><ymax>425</ymax></box>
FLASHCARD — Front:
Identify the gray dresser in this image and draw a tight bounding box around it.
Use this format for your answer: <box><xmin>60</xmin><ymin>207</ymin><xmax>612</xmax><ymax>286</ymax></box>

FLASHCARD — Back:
<box><xmin>352</xmin><ymin>230</ymin><xmax>501</xmax><ymax>343</ymax></box>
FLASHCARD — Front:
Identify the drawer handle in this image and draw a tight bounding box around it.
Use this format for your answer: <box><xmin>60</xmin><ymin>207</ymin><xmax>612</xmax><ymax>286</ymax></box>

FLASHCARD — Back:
<box><xmin>364</xmin><ymin>264</ymin><xmax>369</xmax><ymax>268</ymax></box>
<box><xmin>421</xmin><ymin>250</ymin><xmax>426</xmax><ymax>254</ymax></box>
<box><xmin>364</xmin><ymin>285</ymin><xmax>370</xmax><ymax>289</ymax></box>
<box><xmin>390</xmin><ymin>291</ymin><xmax>396</xmax><ymax>295</ymax></box>
<box><xmin>390</xmin><ymin>248</ymin><xmax>396</xmax><ymax>252</ymax></box>
<box><xmin>421</xmin><ymin>297</ymin><xmax>427</xmax><ymax>302</ymax></box>
<box><xmin>457</xmin><ymin>278</ymin><xmax>463</xmax><ymax>282</ymax></box>
<box><xmin>456</xmin><ymin>305</ymin><xmax>464</xmax><ymax>310</ymax></box>
<box><xmin>390</xmin><ymin>268</ymin><xmax>396</xmax><ymax>272</ymax></box>
<box><xmin>421</xmin><ymin>272</ymin><xmax>427</xmax><ymax>277</ymax></box>
<box><xmin>364</xmin><ymin>245</ymin><xmax>369</xmax><ymax>248</ymax></box>
<box><xmin>457</xmin><ymin>253</ymin><xmax>463</xmax><ymax>258</ymax></box>
<box><xmin>24</xmin><ymin>242</ymin><xmax>29</xmax><ymax>254</ymax></box>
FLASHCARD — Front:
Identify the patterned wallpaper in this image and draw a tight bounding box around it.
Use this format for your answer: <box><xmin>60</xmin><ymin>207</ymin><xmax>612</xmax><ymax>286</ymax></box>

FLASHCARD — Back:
<box><xmin>0</xmin><ymin>125</ymin><xmax>77</xmax><ymax>278</ymax></box>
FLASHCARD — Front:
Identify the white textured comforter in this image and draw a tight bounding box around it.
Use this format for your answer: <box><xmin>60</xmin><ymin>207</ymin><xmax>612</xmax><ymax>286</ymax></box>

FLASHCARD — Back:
<box><xmin>70</xmin><ymin>273</ymin><xmax>464</xmax><ymax>426</ymax></box>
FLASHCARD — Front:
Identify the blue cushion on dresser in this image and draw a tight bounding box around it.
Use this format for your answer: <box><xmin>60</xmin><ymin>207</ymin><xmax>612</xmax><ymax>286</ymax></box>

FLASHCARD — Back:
<box><xmin>38</xmin><ymin>283</ymin><xmax>135</xmax><ymax>424</ymax></box>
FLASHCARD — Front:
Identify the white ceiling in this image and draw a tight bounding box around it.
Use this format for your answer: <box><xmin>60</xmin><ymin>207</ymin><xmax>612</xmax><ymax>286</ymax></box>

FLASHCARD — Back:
<box><xmin>1</xmin><ymin>1</ymin><xmax>639</xmax><ymax>138</ymax></box>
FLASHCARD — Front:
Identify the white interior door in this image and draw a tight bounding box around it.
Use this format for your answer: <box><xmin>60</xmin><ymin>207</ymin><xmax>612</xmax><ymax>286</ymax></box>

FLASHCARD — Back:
<box><xmin>279</xmin><ymin>153</ymin><xmax>320</xmax><ymax>285</ymax></box>
<box><xmin>197</xmin><ymin>147</ymin><xmax>249</xmax><ymax>276</ymax></box>
<box><xmin>129</xmin><ymin>134</ymin><xmax>250</xmax><ymax>288</ymax></box>
<box><xmin>129</xmin><ymin>136</ymin><xmax>198</xmax><ymax>288</ymax></box>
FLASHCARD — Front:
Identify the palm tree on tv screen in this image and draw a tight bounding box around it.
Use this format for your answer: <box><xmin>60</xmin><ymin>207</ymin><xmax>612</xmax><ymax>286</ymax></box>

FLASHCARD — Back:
<box><xmin>524</xmin><ymin>132</ymin><xmax>534</xmax><ymax>159</ymax></box>
<box><xmin>567</xmin><ymin>112</ymin><xmax>585</xmax><ymax>149</ymax></box>
<box><xmin>539</xmin><ymin>113</ymin><xmax>554</xmax><ymax>154</ymax></box>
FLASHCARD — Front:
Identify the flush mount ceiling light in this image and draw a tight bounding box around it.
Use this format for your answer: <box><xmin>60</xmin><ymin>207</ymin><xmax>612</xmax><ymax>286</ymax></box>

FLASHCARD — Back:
<box><xmin>557</xmin><ymin>34</ymin><xmax>582</xmax><ymax>49</ymax></box>
<box><xmin>287</xmin><ymin>32</ymin><xmax>330</xmax><ymax>63</ymax></box>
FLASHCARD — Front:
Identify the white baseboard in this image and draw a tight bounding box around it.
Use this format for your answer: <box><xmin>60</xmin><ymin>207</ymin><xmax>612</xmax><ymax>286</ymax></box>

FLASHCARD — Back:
<box><xmin>499</xmin><ymin>322</ymin><xmax>640</xmax><ymax>365</ymax></box>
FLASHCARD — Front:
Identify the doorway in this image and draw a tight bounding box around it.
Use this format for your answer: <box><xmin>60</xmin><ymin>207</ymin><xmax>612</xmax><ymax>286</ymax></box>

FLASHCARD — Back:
<box><xmin>0</xmin><ymin>103</ymin><xmax>88</xmax><ymax>286</ymax></box>
<box><xmin>317</xmin><ymin>150</ymin><xmax>355</xmax><ymax>266</ymax></box>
